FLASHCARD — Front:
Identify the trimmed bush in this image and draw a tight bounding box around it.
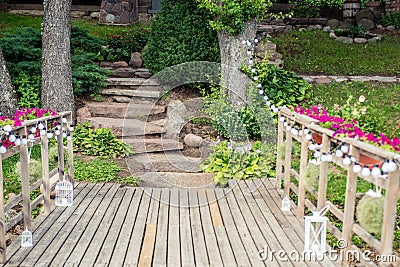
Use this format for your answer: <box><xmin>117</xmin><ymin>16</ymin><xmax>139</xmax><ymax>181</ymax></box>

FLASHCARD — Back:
<box><xmin>143</xmin><ymin>0</ymin><xmax>220</xmax><ymax>83</ymax></box>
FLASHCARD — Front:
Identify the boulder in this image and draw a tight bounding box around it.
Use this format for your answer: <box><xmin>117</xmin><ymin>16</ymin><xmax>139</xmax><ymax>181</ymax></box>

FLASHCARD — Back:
<box><xmin>114</xmin><ymin>61</ymin><xmax>129</xmax><ymax>68</ymax></box>
<box><xmin>114</xmin><ymin>68</ymin><xmax>135</xmax><ymax>77</ymax></box>
<box><xmin>327</xmin><ymin>19</ymin><xmax>340</xmax><ymax>28</ymax></box>
<box><xmin>105</xmin><ymin>14</ymin><xmax>115</xmax><ymax>23</ymax></box>
<box><xmin>323</xmin><ymin>26</ymin><xmax>331</xmax><ymax>32</ymax></box>
<box><xmin>100</xmin><ymin>61</ymin><xmax>115</xmax><ymax>68</ymax></box>
<box><xmin>164</xmin><ymin>100</ymin><xmax>188</xmax><ymax>139</ymax></box>
<box><xmin>386</xmin><ymin>25</ymin><xmax>395</xmax><ymax>31</ymax></box>
<box><xmin>184</xmin><ymin>134</ymin><xmax>203</xmax><ymax>148</ymax></box>
<box><xmin>71</xmin><ymin>11</ymin><xmax>86</xmax><ymax>18</ymax></box>
<box><xmin>336</xmin><ymin>37</ymin><xmax>353</xmax><ymax>44</ymax></box>
<box><xmin>90</xmin><ymin>12</ymin><xmax>100</xmax><ymax>19</ymax></box>
<box><xmin>77</xmin><ymin>107</ymin><xmax>91</xmax><ymax>119</ymax></box>
<box><xmin>358</xmin><ymin>18</ymin><xmax>375</xmax><ymax>31</ymax></box>
<box><xmin>329</xmin><ymin>32</ymin><xmax>337</xmax><ymax>38</ymax></box>
<box><xmin>129</xmin><ymin>52</ymin><xmax>143</xmax><ymax>68</ymax></box>
<box><xmin>255</xmin><ymin>41</ymin><xmax>276</xmax><ymax>59</ymax></box>
<box><xmin>354</xmin><ymin>38</ymin><xmax>368</xmax><ymax>44</ymax></box>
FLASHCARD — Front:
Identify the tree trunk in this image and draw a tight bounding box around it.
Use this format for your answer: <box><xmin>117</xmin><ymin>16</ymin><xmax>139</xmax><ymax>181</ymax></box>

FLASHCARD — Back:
<box><xmin>218</xmin><ymin>20</ymin><xmax>257</xmax><ymax>108</ymax></box>
<box><xmin>0</xmin><ymin>48</ymin><xmax>18</xmax><ymax>117</ymax></box>
<box><xmin>41</xmin><ymin>0</ymin><xmax>75</xmax><ymax>116</ymax></box>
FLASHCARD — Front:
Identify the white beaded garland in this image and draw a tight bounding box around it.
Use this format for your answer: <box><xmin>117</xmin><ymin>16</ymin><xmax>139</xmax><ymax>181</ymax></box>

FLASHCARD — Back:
<box><xmin>335</xmin><ymin>150</ymin><xmax>344</xmax><ymax>158</ymax></box>
<box><xmin>361</xmin><ymin>167</ymin><xmax>371</xmax><ymax>177</ymax></box>
<box><xmin>343</xmin><ymin>157</ymin><xmax>351</xmax><ymax>166</ymax></box>
<box><xmin>352</xmin><ymin>163</ymin><xmax>362</xmax><ymax>173</ymax></box>
<box><xmin>371</xmin><ymin>166</ymin><xmax>381</xmax><ymax>177</ymax></box>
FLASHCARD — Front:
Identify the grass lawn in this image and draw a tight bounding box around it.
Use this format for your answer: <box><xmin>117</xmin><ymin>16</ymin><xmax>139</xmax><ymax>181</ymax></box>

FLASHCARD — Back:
<box><xmin>270</xmin><ymin>30</ymin><xmax>400</xmax><ymax>76</ymax></box>
<box><xmin>0</xmin><ymin>12</ymin><xmax>149</xmax><ymax>39</ymax></box>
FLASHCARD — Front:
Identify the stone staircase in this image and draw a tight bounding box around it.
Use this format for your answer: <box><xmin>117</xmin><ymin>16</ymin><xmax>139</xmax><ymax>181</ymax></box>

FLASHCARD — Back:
<box><xmin>78</xmin><ymin>72</ymin><xmax>214</xmax><ymax>188</ymax></box>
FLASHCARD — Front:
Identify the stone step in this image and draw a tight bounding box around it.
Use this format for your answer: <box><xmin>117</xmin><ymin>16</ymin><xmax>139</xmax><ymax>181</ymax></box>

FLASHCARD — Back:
<box><xmin>123</xmin><ymin>138</ymin><xmax>183</xmax><ymax>154</ymax></box>
<box><xmin>106</xmin><ymin>77</ymin><xmax>161</xmax><ymax>87</ymax></box>
<box><xmin>137</xmin><ymin>172</ymin><xmax>215</xmax><ymax>188</ymax></box>
<box><xmin>126</xmin><ymin>152</ymin><xmax>201</xmax><ymax>173</ymax></box>
<box><xmin>85</xmin><ymin>102</ymin><xmax>165</xmax><ymax>119</ymax></box>
<box><xmin>101</xmin><ymin>89</ymin><xmax>162</xmax><ymax>99</ymax></box>
<box><xmin>80</xmin><ymin>117</ymin><xmax>165</xmax><ymax>137</ymax></box>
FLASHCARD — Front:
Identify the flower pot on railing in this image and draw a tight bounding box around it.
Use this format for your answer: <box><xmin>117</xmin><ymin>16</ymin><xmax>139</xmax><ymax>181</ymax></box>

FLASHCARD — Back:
<box><xmin>358</xmin><ymin>153</ymin><xmax>382</xmax><ymax>169</ymax></box>
<box><xmin>312</xmin><ymin>133</ymin><xmax>323</xmax><ymax>145</ymax></box>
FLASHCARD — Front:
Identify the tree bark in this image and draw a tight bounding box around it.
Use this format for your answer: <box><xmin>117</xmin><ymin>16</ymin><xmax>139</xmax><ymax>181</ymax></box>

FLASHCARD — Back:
<box><xmin>0</xmin><ymin>48</ymin><xmax>18</xmax><ymax>117</ymax></box>
<box><xmin>218</xmin><ymin>20</ymin><xmax>257</xmax><ymax>108</ymax></box>
<box><xmin>41</xmin><ymin>0</ymin><xmax>75</xmax><ymax>116</ymax></box>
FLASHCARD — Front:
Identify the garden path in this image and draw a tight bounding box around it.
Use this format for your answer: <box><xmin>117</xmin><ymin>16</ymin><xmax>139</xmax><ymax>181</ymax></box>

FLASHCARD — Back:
<box><xmin>79</xmin><ymin>73</ymin><xmax>214</xmax><ymax>188</ymax></box>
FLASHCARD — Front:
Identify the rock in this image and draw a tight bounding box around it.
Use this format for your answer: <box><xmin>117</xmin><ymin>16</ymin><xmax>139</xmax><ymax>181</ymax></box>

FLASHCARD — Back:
<box><xmin>114</xmin><ymin>68</ymin><xmax>135</xmax><ymax>77</ymax></box>
<box><xmin>358</xmin><ymin>18</ymin><xmax>375</xmax><ymax>31</ymax></box>
<box><xmin>255</xmin><ymin>40</ymin><xmax>276</xmax><ymax>59</ymax></box>
<box><xmin>105</xmin><ymin>14</ymin><xmax>115</xmax><ymax>23</ymax></box>
<box><xmin>199</xmin><ymin>139</ymin><xmax>216</xmax><ymax>159</ymax></box>
<box><xmin>71</xmin><ymin>11</ymin><xmax>86</xmax><ymax>18</ymax></box>
<box><xmin>268</xmin><ymin>51</ymin><xmax>283</xmax><ymax>61</ymax></box>
<box><xmin>164</xmin><ymin>100</ymin><xmax>188</xmax><ymax>139</ymax></box>
<box><xmin>184</xmin><ymin>134</ymin><xmax>203</xmax><ymax>148</ymax></box>
<box><xmin>376</xmin><ymin>24</ymin><xmax>384</xmax><ymax>30</ymax></box>
<box><xmin>100</xmin><ymin>61</ymin><xmax>115</xmax><ymax>68</ymax></box>
<box><xmin>329</xmin><ymin>32</ymin><xmax>337</xmax><ymax>38</ymax></box>
<box><xmin>135</xmin><ymin>70</ymin><xmax>151</xmax><ymax>78</ymax></box>
<box><xmin>90</xmin><ymin>12</ymin><xmax>100</xmax><ymax>19</ymax></box>
<box><xmin>354</xmin><ymin>38</ymin><xmax>368</xmax><ymax>44</ymax></box>
<box><xmin>336</xmin><ymin>36</ymin><xmax>353</xmax><ymax>44</ymax></box>
<box><xmin>356</xmin><ymin>9</ymin><xmax>375</xmax><ymax>24</ymax></box>
<box><xmin>315</xmin><ymin>25</ymin><xmax>322</xmax><ymax>29</ymax></box>
<box><xmin>114</xmin><ymin>61</ymin><xmax>129</xmax><ymax>68</ymax></box>
<box><xmin>323</xmin><ymin>26</ymin><xmax>331</xmax><ymax>32</ymax></box>
<box><xmin>77</xmin><ymin>107</ymin><xmax>91</xmax><ymax>119</ymax></box>
<box><xmin>368</xmin><ymin>36</ymin><xmax>380</xmax><ymax>43</ymax></box>
<box><xmin>315</xmin><ymin>77</ymin><xmax>332</xmax><ymax>84</ymax></box>
<box><xmin>129</xmin><ymin>52</ymin><xmax>143</xmax><ymax>68</ymax></box>
<box><xmin>112</xmin><ymin>96</ymin><xmax>132</xmax><ymax>103</ymax></box>
<box><xmin>327</xmin><ymin>19</ymin><xmax>340</xmax><ymax>28</ymax></box>
<box><xmin>386</xmin><ymin>25</ymin><xmax>395</xmax><ymax>31</ymax></box>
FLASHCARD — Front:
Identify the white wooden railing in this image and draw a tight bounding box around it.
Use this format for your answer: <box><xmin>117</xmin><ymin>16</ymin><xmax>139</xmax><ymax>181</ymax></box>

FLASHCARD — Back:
<box><xmin>277</xmin><ymin>107</ymin><xmax>400</xmax><ymax>266</ymax></box>
<box><xmin>0</xmin><ymin>111</ymin><xmax>74</xmax><ymax>262</ymax></box>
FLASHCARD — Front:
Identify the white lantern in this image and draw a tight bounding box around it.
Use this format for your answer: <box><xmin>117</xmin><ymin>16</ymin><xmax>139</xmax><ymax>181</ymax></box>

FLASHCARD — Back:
<box><xmin>281</xmin><ymin>196</ymin><xmax>291</xmax><ymax>211</ymax></box>
<box><xmin>55</xmin><ymin>176</ymin><xmax>73</xmax><ymax>207</ymax></box>
<box><xmin>335</xmin><ymin>149</ymin><xmax>343</xmax><ymax>158</ymax></box>
<box><xmin>304</xmin><ymin>206</ymin><xmax>329</xmax><ymax>257</ymax></box>
<box><xmin>340</xmin><ymin>144</ymin><xmax>349</xmax><ymax>154</ymax></box>
<box><xmin>21</xmin><ymin>227</ymin><xmax>33</xmax><ymax>247</ymax></box>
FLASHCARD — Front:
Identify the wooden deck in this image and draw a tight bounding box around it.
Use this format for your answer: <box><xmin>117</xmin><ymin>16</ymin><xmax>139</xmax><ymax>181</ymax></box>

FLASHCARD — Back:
<box><xmin>4</xmin><ymin>179</ymin><xmax>340</xmax><ymax>267</ymax></box>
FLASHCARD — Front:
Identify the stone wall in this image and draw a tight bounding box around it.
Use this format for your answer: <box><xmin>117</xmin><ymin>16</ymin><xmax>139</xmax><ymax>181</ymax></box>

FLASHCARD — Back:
<box><xmin>386</xmin><ymin>0</ymin><xmax>400</xmax><ymax>12</ymax></box>
<box><xmin>99</xmin><ymin>0</ymin><xmax>139</xmax><ymax>25</ymax></box>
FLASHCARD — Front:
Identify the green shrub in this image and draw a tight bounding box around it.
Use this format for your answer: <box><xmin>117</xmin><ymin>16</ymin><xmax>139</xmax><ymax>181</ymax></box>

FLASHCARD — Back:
<box><xmin>72</xmin><ymin>64</ymin><xmax>110</xmax><ymax>97</ymax></box>
<box><xmin>304</xmin><ymin>162</ymin><xmax>320</xmax><ymax>189</ymax></box>
<box><xmin>356</xmin><ymin>194</ymin><xmax>384</xmax><ymax>235</ymax></box>
<box><xmin>201</xmin><ymin>141</ymin><xmax>276</xmax><ymax>187</ymax></box>
<box><xmin>71</xmin><ymin>26</ymin><xmax>104</xmax><ymax>55</ymax></box>
<box><xmin>289</xmin><ymin>0</ymin><xmax>321</xmax><ymax>18</ymax></box>
<box><xmin>102</xmin><ymin>29</ymin><xmax>148</xmax><ymax>62</ymax></box>
<box><xmin>13</xmin><ymin>73</ymin><xmax>41</xmax><ymax>108</ymax></box>
<box><xmin>73</xmin><ymin>122</ymin><xmax>134</xmax><ymax>158</ymax></box>
<box><xmin>243</xmin><ymin>61</ymin><xmax>311</xmax><ymax>108</ymax></box>
<box><xmin>381</xmin><ymin>12</ymin><xmax>400</xmax><ymax>29</ymax></box>
<box><xmin>14</xmin><ymin>159</ymin><xmax>42</xmax><ymax>184</ymax></box>
<box><xmin>143</xmin><ymin>0</ymin><xmax>220</xmax><ymax>81</ymax></box>
<box><xmin>0</xmin><ymin>26</ymin><xmax>109</xmax><ymax>99</ymax></box>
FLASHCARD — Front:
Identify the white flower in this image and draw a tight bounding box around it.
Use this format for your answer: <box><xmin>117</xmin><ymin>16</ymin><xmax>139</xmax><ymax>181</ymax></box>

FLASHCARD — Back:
<box><xmin>358</xmin><ymin>95</ymin><xmax>366</xmax><ymax>103</ymax></box>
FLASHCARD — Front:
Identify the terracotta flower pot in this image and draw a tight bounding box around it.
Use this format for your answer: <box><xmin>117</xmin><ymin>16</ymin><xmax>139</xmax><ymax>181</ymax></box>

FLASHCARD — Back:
<box><xmin>312</xmin><ymin>133</ymin><xmax>323</xmax><ymax>144</ymax></box>
<box><xmin>359</xmin><ymin>153</ymin><xmax>382</xmax><ymax>169</ymax></box>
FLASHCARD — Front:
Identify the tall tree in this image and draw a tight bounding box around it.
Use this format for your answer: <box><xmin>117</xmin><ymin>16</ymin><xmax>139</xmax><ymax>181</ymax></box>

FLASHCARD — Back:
<box><xmin>197</xmin><ymin>0</ymin><xmax>272</xmax><ymax>108</ymax></box>
<box><xmin>41</xmin><ymin>0</ymin><xmax>75</xmax><ymax>115</ymax></box>
<box><xmin>0</xmin><ymin>48</ymin><xmax>18</xmax><ymax>117</ymax></box>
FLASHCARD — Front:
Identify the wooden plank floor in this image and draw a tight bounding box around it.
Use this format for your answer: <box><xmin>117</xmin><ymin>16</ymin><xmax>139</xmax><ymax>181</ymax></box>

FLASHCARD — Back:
<box><xmin>4</xmin><ymin>180</ymin><xmax>340</xmax><ymax>267</ymax></box>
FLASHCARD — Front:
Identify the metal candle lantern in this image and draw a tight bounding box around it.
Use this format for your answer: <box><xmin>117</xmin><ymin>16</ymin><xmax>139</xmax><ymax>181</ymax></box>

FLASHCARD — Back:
<box><xmin>281</xmin><ymin>196</ymin><xmax>291</xmax><ymax>212</ymax></box>
<box><xmin>55</xmin><ymin>175</ymin><xmax>73</xmax><ymax>207</ymax></box>
<box><xmin>21</xmin><ymin>227</ymin><xmax>33</xmax><ymax>247</ymax></box>
<box><xmin>304</xmin><ymin>205</ymin><xmax>330</xmax><ymax>256</ymax></box>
